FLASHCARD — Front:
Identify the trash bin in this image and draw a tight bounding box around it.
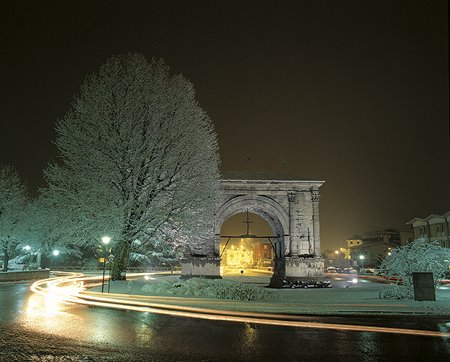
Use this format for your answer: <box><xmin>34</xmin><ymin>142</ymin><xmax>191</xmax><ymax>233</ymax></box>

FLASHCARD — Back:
<box><xmin>412</xmin><ymin>272</ymin><xmax>435</xmax><ymax>301</ymax></box>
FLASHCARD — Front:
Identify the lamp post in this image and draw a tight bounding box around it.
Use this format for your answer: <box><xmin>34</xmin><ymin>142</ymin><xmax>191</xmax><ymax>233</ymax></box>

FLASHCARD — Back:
<box><xmin>334</xmin><ymin>250</ymin><xmax>340</xmax><ymax>268</ymax></box>
<box><xmin>359</xmin><ymin>254</ymin><xmax>365</xmax><ymax>272</ymax></box>
<box><xmin>101</xmin><ymin>236</ymin><xmax>111</xmax><ymax>293</ymax></box>
<box><xmin>51</xmin><ymin>249</ymin><xmax>59</xmax><ymax>273</ymax></box>
<box><xmin>107</xmin><ymin>254</ymin><xmax>114</xmax><ymax>293</ymax></box>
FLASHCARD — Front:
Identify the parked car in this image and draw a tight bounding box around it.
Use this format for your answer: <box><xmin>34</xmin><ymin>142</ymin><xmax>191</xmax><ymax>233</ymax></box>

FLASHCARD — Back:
<box><xmin>343</xmin><ymin>267</ymin><xmax>357</xmax><ymax>274</ymax></box>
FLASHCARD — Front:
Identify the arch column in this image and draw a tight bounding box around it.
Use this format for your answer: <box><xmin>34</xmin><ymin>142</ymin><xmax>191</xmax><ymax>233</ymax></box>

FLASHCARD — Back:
<box><xmin>311</xmin><ymin>187</ymin><xmax>321</xmax><ymax>255</ymax></box>
<box><xmin>287</xmin><ymin>192</ymin><xmax>296</xmax><ymax>256</ymax></box>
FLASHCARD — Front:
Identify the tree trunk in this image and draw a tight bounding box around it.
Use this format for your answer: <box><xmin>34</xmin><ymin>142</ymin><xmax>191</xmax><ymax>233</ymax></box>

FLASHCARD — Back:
<box><xmin>111</xmin><ymin>240</ymin><xmax>130</xmax><ymax>280</ymax></box>
<box><xmin>36</xmin><ymin>250</ymin><xmax>42</xmax><ymax>269</ymax></box>
<box><xmin>2</xmin><ymin>247</ymin><xmax>9</xmax><ymax>271</ymax></box>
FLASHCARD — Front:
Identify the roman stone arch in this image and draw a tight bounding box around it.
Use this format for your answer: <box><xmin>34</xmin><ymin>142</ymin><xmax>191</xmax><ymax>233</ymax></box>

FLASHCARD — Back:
<box><xmin>181</xmin><ymin>174</ymin><xmax>325</xmax><ymax>284</ymax></box>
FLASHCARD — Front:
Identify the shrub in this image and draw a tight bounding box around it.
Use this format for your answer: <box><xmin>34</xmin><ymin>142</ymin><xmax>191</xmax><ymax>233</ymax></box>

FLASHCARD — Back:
<box><xmin>378</xmin><ymin>284</ymin><xmax>412</xmax><ymax>300</ymax></box>
<box><xmin>379</xmin><ymin>238</ymin><xmax>450</xmax><ymax>300</ymax></box>
<box><xmin>142</xmin><ymin>277</ymin><xmax>278</xmax><ymax>301</ymax></box>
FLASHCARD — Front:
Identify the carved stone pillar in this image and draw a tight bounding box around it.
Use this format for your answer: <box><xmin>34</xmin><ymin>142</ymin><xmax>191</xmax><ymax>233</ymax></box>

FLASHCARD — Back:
<box><xmin>310</xmin><ymin>187</ymin><xmax>321</xmax><ymax>255</ymax></box>
<box><xmin>287</xmin><ymin>192</ymin><xmax>296</xmax><ymax>256</ymax></box>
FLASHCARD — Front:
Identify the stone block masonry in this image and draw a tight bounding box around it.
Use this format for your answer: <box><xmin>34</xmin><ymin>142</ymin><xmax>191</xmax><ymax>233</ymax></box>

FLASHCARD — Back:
<box><xmin>182</xmin><ymin>174</ymin><xmax>325</xmax><ymax>283</ymax></box>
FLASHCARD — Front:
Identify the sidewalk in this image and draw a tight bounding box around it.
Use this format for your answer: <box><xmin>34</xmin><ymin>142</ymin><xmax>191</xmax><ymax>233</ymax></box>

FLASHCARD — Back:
<box><xmin>86</xmin><ymin>272</ymin><xmax>450</xmax><ymax>316</ymax></box>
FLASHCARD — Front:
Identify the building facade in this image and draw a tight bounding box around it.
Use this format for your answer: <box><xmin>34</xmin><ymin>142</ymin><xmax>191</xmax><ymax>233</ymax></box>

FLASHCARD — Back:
<box><xmin>346</xmin><ymin>230</ymin><xmax>402</xmax><ymax>267</ymax></box>
<box><xmin>407</xmin><ymin>212</ymin><xmax>450</xmax><ymax>247</ymax></box>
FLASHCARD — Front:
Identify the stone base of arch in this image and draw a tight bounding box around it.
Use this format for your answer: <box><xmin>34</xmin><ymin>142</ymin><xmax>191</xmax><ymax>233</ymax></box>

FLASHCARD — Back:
<box><xmin>268</xmin><ymin>256</ymin><xmax>324</xmax><ymax>287</ymax></box>
<box><xmin>268</xmin><ymin>258</ymin><xmax>286</xmax><ymax>287</ymax></box>
<box><xmin>180</xmin><ymin>256</ymin><xmax>222</xmax><ymax>279</ymax></box>
<box><xmin>285</xmin><ymin>256</ymin><xmax>325</xmax><ymax>279</ymax></box>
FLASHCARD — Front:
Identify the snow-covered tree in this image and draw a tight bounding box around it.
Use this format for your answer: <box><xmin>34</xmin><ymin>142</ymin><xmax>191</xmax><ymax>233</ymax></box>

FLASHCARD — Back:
<box><xmin>19</xmin><ymin>197</ymin><xmax>83</xmax><ymax>268</ymax></box>
<box><xmin>379</xmin><ymin>238</ymin><xmax>450</xmax><ymax>299</ymax></box>
<box><xmin>0</xmin><ymin>165</ymin><xmax>27</xmax><ymax>271</ymax></box>
<box><xmin>43</xmin><ymin>53</ymin><xmax>220</xmax><ymax>279</ymax></box>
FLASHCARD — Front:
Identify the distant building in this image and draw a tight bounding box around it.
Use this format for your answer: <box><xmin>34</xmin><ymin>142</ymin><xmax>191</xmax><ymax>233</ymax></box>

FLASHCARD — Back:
<box><xmin>346</xmin><ymin>230</ymin><xmax>402</xmax><ymax>267</ymax></box>
<box><xmin>345</xmin><ymin>239</ymin><xmax>363</xmax><ymax>259</ymax></box>
<box><xmin>252</xmin><ymin>241</ymin><xmax>274</xmax><ymax>269</ymax></box>
<box><xmin>406</xmin><ymin>212</ymin><xmax>450</xmax><ymax>248</ymax></box>
<box><xmin>220</xmin><ymin>239</ymin><xmax>274</xmax><ymax>269</ymax></box>
<box><xmin>363</xmin><ymin>230</ymin><xmax>402</xmax><ymax>245</ymax></box>
<box><xmin>221</xmin><ymin>244</ymin><xmax>254</xmax><ymax>269</ymax></box>
<box><xmin>346</xmin><ymin>239</ymin><xmax>363</xmax><ymax>249</ymax></box>
<box><xmin>399</xmin><ymin>229</ymin><xmax>413</xmax><ymax>245</ymax></box>
<box><xmin>348</xmin><ymin>240</ymin><xmax>395</xmax><ymax>268</ymax></box>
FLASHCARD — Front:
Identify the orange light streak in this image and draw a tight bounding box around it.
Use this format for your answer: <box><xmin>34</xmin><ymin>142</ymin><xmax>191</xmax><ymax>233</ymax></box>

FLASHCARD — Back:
<box><xmin>29</xmin><ymin>273</ymin><xmax>450</xmax><ymax>339</ymax></box>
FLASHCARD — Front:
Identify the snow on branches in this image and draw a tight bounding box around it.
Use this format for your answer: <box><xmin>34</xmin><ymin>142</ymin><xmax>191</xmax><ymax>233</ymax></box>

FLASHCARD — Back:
<box><xmin>43</xmin><ymin>53</ymin><xmax>220</xmax><ymax>279</ymax></box>
<box><xmin>379</xmin><ymin>238</ymin><xmax>450</xmax><ymax>299</ymax></box>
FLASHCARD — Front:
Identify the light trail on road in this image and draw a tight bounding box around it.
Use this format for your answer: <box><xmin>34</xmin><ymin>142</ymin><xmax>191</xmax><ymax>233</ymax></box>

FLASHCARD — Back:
<box><xmin>30</xmin><ymin>273</ymin><xmax>450</xmax><ymax>339</ymax></box>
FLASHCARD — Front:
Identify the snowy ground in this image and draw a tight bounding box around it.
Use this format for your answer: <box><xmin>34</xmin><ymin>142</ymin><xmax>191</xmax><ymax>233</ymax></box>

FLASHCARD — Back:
<box><xmin>2</xmin><ymin>272</ymin><xmax>450</xmax><ymax>361</ymax></box>
<box><xmin>0</xmin><ymin>324</ymin><xmax>212</xmax><ymax>362</ymax></box>
<box><xmin>91</xmin><ymin>271</ymin><xmax>450</xmax><ymax>316</ymax></box>
<box><xmin>0</xmin><ymin>324</ymin><xmax>120</xmax><ymax>361</ymax></box>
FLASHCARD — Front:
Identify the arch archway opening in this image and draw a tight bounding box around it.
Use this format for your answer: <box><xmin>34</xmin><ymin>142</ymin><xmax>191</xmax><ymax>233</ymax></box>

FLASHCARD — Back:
<box><xmin>219</xmin><ymin>212</ymin><xmax>278</xmax><ymax>276</ymax></box>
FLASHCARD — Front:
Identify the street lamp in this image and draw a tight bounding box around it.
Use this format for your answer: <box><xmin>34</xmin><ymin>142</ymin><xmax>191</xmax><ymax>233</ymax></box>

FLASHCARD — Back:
<box><xmin>101</xmin><ymin>236</ymin><xmax>111</xmax><ymax>293</ymax></box>
<box><xmin>334</xmin><ymin>250</ymin><xmax>341</xmax><ymax>269</ymax></box>
<box><xmin>359</xmin><ymin>254</ymin><xmax>365</xmax><ymax>271</ymax></box>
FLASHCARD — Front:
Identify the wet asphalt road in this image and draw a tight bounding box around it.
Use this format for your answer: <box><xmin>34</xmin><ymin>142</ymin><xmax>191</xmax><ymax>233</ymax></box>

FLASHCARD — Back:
<box><xmin>1</xmin><ymin>282</ymin><xmax>450</xmax><ymax>361</ymax></box>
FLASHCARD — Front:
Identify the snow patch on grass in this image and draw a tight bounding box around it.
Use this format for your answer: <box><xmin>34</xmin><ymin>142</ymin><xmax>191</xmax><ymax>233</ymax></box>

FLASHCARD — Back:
<box><xmin>141</xmin><ymin>277</ymin><xmax>279</xmax><ymax>301</ymax></box>
<box><xmin>378</xmin><ymin>284</ymin><xmax>412</xmax><ymax>300</ymax></box>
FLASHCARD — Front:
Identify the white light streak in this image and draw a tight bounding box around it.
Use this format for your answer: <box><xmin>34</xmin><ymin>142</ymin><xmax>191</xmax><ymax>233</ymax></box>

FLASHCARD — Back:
<box><xmin>29</xmin><ymin>272</ymin><xmax>450</xmax><ymax>339</ymax></box>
